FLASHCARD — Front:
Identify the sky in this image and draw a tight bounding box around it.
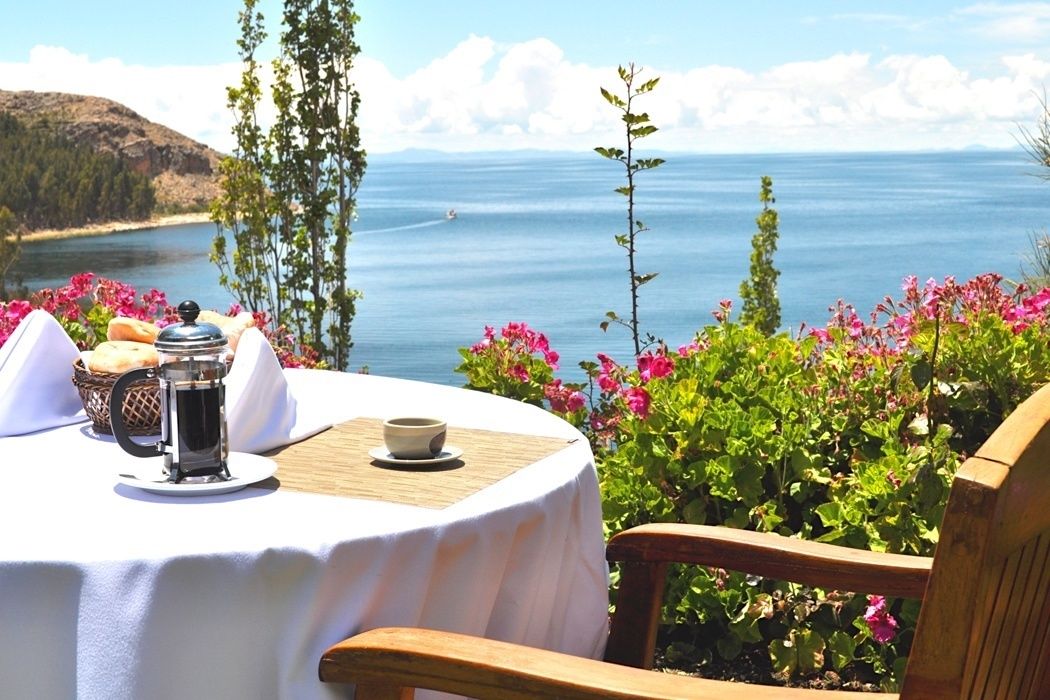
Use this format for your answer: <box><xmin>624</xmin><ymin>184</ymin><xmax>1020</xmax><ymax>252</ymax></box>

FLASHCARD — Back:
<box><xmin>2</xmin><ymin>1</ymin><xmax>1050</xmax><ymax>154</ymax></box>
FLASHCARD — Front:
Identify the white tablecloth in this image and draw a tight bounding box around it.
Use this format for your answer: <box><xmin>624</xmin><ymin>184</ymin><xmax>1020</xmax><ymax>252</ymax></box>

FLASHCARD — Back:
<box><xmin>0</xmin><ymin>370</ymin><xmax>609</xmax><ymax>699</ymax></box>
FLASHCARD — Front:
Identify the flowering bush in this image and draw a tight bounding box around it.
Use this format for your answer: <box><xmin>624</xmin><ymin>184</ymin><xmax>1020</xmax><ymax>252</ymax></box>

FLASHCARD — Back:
<box><xmin>457</xmin><ymin>273</ymin><xmax>1050</xmax><ymax>690</ymax></box>
<box><xmin>455</xmin><ymin>322</ymin><xmax>586</xmax><ymax>423</ymax></box>
<box><xmin>1</xmin><ymin>273</ymin><xmax>169</xmax><ymax>349</ymax></box>
<box><xmin>0</xmin><ymin>274</ymin><xmax>323</xmax><ymax>368</ymax></box>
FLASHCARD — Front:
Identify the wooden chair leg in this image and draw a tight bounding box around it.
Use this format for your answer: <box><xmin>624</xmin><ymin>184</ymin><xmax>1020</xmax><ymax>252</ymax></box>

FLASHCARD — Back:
<box><xmin>603</xmin><ymin>560</ymin><xmax>669</xmax><ymax>669</ymax></box>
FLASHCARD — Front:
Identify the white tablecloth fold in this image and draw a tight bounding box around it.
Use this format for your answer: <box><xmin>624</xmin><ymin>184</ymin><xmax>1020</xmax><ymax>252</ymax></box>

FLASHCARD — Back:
<box><xmin>0</xmin><ymin>310</ymin><xmax>85</xmax><ymax>437</ymax></box>
<box><xmin>225</xmin><ymin>327</ymin><xmax>331</xmax><ymax>453</ymax></box>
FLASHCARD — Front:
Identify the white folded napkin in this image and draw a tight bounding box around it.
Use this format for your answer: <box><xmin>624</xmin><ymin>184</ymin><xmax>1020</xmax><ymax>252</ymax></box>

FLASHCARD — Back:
<box><xmin>0</xmin><ymin>310</ymin><xmax>86</xmax><ymax>437</ymax></box>
<box><xmin>224</xmin><ymin>327</ymin><xmax>331</xmax><ymax>454</ymax></box>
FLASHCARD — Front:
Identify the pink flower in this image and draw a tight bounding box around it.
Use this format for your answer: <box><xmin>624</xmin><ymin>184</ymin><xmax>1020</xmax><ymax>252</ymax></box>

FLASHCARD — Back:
<box><xmin>886</xmin><ymin>470</ymin><xmax>902</xmax><ymax>489</ymax></box>
<box><xmin>596</xmin><ymin>352</ymin><xmax>622</xmax><ymax>393</ymax></box>
<box><xmin>4</xmin><ymin>299</ymin><xmax>32</xmax><ymax>323</ymax></box>
<box><xmin>624</xmin><ymin>386</ymin><xmax>651</xmax><ymax>419</ymax></box>
<box><xmin>677</xmin><ymin>341</ymin><xmax>700</xmax><ymax>357</ymax></box>
<box><xmin>808</xmin><ymin>327</ymin><xmax>831</xmax><ymax>343</ymax></box>
<box><xmin>847</xmin><ymin>315</ymin><xmax>865</xmax><ymax>339</ymax></box>
<box><xmin>863</xmin><ymin>595</ymin><xmax>899</xmax><ymax>644</ymax></box>
<box><xmin>598</xmin><ymin>373</ymin><xmax>620</xmax><ymax>393</ymax></box>
<box><xmin>637</xmin><ymin>351</ymin><xmax>675</xmax><ymax>382</ymax></box>
<box><xmin>544</xmin><ymin>379</ymin><xmax>586</xmax><ymax>413</ymax></box>
<box><xmin>712</xmin><ymin>298</ymin><xmax>733</xmax><ymax>323</ymax></box>
<box><xmin>1025</xmin><ymin>288</ymin><xmax>1050</xmax><ymax>313</ymax></box>
<box><xmin>508</xmin><ymin>363</ymin><xmax>530</xmax><ymax>382</ymax></box>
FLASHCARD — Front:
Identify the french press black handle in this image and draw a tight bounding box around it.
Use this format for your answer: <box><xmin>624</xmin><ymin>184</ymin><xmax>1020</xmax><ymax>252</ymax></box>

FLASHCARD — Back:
<box><xmin>109</xmin><ymin>367</ymin><xmax>163</xmax><ymax>458</ymax></box>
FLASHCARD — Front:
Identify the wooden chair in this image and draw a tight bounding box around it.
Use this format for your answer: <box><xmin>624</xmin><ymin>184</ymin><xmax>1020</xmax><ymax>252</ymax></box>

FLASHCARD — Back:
<box><xmin>319</xmin><ymin>384</ymin><xmax>1050</xmax><ymax>699</ymax></box>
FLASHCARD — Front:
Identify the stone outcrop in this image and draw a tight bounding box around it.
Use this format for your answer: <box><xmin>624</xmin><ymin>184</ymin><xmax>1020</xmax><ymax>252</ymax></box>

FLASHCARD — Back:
<box><xmin>0</xmin><ymin>89</ymin><xmax>223</xmax><ymax>211</ymax></box>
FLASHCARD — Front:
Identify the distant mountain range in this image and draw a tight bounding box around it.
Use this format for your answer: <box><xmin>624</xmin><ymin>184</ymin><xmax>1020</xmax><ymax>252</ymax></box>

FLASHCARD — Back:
<box><xmin>0</xmin><ymin>89</ymin><xmax>222</xmax><ymax>212</ymax></box>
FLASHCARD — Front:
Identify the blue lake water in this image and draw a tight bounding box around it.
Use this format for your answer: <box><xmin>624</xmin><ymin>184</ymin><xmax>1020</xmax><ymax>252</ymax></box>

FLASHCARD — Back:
<box><xmin>12</xmin><ymin>150</ymin><xmax>1050</xmax><ymax>385</ymax></box>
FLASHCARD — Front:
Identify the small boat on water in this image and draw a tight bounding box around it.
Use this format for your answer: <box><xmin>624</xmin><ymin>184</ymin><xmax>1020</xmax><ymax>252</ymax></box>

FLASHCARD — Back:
<box><xmin>446</xmin><ymin>209</ymin><xmax>457</xmax><ymax>220</ymax></box>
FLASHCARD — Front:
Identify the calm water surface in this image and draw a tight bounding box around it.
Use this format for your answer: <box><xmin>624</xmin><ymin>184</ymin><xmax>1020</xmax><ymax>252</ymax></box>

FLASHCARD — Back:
<box><xmin>14</xmin><ymin>150</ymin><xmax>1050</xmax><ymax>385</ymax></box>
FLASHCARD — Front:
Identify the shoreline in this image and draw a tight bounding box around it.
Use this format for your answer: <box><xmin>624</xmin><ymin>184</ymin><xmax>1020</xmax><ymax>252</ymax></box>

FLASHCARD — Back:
<box><xmin>19</xmin><ymin>212</ymin><xmax>212</xmax><ymax>242</ymax></box>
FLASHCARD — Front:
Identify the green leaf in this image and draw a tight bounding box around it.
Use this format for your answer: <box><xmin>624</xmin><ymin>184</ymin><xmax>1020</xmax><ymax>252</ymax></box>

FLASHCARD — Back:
<box><xmin>599</xmin><ymin>87</ymin><xmax>626</xmax><ymax>108</ymax></box>
<box><xmin>716</xmin><ymin>633</ymin><xmax>744</xmax><ymax>660</ymax></box>
<box><xmin>637</xmin><ymin>77</ymin><xmax>660</xmax><ymax>93</ymax></box>
<box><xmin>634</xmin><ymin>272</ymin><xmax>660</xmax><ymax>286</ymax></box>
<box><xmin>826</xmin><ymin>630</ymin><xmax>857</xmax><ymax>670</ymax></box>
<box><xmin>682</xmin><ymin>498</ymin><xmax>706</xmax><ymax>524</ymax></box>
<box><xmin>769</xmin><ymin>639</ymin><xmax>798</xmax><ymax>680</ymax></box>
<box><xmin>594</xmin><ymin>146</ymin><xmax>624</xmax><ymax>160</ymax></box>
<box><xmin>636</xmin><ymin>158</ymin><xmax>666</xmax><ymax>169</ymax></box>
<box><xmin>815</xmin><ymin>501</ymin><xmax>843</xmax><ymax>527</ymax></box>
<box><xmin>795</xmin><ymin>629</ymin><xmax>826</xmax><ymax>673</ymax></box>
<box><xmin>911</xmin><ymin>359</ymin><xmax>933</xmax><ymax>390</ymax></box>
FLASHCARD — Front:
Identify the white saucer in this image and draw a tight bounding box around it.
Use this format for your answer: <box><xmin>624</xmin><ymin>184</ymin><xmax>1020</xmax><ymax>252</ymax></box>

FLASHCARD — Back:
<box><xmin>116</xmin><ymin>452</ymin><xmax>277</xmax><ymax>496</ymax></box>
<box><xmin>368</xmin><ymin>445</ymin><xmax>464</xmax><ymax>466</ymax></box>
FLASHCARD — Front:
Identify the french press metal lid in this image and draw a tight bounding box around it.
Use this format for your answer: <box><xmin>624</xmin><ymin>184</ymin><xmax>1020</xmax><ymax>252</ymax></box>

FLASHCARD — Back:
<box><xmin>154</xmin><ymin>301</ymin><xmax>228</xmax><ymax>353</ymax></box>
<box><xmin>110</xmin><ymin>301</ymin><xmax>232</xmax><ymax>483</ymax></box>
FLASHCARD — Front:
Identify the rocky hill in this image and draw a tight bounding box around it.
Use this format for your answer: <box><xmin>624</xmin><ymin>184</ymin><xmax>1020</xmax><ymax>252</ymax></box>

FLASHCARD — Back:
<box><xmin>0</xmin><ymin>90</ymin><xmax>223</xmax><ymax>212</ymax></box>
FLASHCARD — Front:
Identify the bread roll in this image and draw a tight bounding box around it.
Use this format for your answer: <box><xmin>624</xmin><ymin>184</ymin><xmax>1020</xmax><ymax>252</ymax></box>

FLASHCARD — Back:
<box><xmin>107</xmin><ymin>317</ymin><xmax>161</xmax><ymax>344</ymax></box>
<box><xmin>88</xmin><ymin>340</ymin><xmax>160</xmax><ymax>374</ymax></box>
<box><xmin>197</xmin><ymin>310</ymin><xmax>256</xmax><ymax>352</ymax></box>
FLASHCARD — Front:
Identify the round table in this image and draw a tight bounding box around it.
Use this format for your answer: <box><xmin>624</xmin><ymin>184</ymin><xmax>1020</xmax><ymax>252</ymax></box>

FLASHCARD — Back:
<box><xmin>0</xmin><ymin>370</ymin><xmax>609</xmax><ymax>699</ymax></box>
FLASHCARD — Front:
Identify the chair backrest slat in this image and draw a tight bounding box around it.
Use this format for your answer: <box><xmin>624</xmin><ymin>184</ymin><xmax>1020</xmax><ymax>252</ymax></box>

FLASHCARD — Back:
<box><xmin>963</xmin><ymin>531</ymin><xmax>1050</xmax><ymax>699</ymax></box>
<box><xmin>1011</xmin><ymin>532</ymin><xmax>1050</xmax><ymax>700</ymax></box>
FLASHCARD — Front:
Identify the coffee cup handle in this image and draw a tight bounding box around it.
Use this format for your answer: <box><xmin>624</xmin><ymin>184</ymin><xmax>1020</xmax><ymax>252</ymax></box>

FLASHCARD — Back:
<box><xmin>109</xmin><ymin>367</ymin><xmax>163</xmax><ymax>458</ymax></box>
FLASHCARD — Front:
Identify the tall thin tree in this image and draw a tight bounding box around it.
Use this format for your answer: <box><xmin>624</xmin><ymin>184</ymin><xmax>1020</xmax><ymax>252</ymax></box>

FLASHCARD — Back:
<box><xmin>595</xmin><ymin>63</ymin><xmax>664</xmax><ymax>356</ymax></box>
<box><xmin>739</xmin><ymin>176</ymin><xmax>781</xmax><ymax>335</ymax></box>
<box><xmin>212</xmin><ymin>0</ymin><xmax>366</xmax><ymax>370</ymax></box>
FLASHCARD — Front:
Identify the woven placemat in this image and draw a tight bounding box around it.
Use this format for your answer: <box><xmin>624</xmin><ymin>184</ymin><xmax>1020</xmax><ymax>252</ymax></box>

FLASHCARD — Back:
<box><xmin>253</xmin><ymin>417</ymin><xmax>575</xmax><ymax>509</ymax></box>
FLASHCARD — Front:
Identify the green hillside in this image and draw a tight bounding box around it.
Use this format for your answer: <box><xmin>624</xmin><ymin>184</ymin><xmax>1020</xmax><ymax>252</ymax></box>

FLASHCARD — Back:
<box><xmin>0</xmin><ymin>112</ymin><xmax>155</xmax><ymax>231</ymax></box>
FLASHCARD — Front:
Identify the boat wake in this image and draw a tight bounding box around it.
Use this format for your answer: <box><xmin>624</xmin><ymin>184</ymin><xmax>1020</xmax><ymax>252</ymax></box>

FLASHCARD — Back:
<box><xmin>356</xmin><ymin>218</ymin><xmax>448</xmax><ymax>235</ymax></box>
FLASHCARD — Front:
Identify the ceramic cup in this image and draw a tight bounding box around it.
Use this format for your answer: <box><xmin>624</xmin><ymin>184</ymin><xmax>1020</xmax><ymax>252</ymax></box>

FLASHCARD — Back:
<box><xmin>382</xmin><ymin>417</ymin><xmax>448</xmax><ymax>459</ymax></box>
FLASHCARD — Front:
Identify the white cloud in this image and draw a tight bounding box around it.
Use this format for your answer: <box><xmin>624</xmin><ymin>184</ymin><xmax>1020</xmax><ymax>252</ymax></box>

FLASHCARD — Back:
<box><xmin>2</xmin><ymin>38</ymin><xmax>1049</xmax><ymax>154</ymax></box>
<box><xmin>958</xmin><ymin>2</ymin><xmax>1050</xmax><ymax>42</ymax></box>
<box><xmin>0</xmin><ymin>45</ymin><xmax>241</xmax><ymax>152</ymax></box>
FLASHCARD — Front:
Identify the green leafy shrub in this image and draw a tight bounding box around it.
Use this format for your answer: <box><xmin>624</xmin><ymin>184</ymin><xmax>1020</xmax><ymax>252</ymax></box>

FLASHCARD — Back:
<box><xmin>458</xmin><ymin>273</ymin><xmax>1050</xmax><ymax>689</ymax></box>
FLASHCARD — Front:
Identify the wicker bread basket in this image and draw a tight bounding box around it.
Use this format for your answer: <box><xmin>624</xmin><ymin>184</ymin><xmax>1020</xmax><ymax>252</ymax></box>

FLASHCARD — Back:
<box><xmin>71</xmin><ymin>358</ymin><xmax>162</xmax><ymax>435</ymax></box>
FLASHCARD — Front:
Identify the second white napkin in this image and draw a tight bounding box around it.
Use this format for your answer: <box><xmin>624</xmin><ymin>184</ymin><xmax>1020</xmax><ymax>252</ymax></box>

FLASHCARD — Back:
<box><xmin>224</xmin><ymin>327</ymin><xmax>331</xmax><ymax>454</ymax></box>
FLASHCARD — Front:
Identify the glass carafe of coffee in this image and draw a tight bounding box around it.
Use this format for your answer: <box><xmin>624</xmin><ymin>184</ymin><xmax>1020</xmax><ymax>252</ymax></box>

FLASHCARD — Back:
<box><xmin>110</xmin><ymin>300</ymin><xmax>231</xmax><ymax>483</ymax></box>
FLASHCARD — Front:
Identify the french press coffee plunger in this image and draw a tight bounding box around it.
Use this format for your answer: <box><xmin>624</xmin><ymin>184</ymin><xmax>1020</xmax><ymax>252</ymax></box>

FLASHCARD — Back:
<box><xmin>110</xmin><ymin>300</ymin><xmax>231</xmax><ymax>483</ymax></box>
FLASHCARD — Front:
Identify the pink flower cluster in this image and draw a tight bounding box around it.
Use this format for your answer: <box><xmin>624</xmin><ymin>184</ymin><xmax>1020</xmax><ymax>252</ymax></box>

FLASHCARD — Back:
<box><xmin>0</xmin><ymin>274</ymin><xmax>322</xmax><ymax>369</ymax></box>
<box><xmin>863</xmin><ymin>595</ymin><xmax>899</xmax><ymax>644</ymax></box>
<box><xmin>469</xmin><ymin>322</ymin><xmax>584</xmax><ymax>415</ymax></box>
<box><xmin>592</xmin><ymin>348</ymin><xmax>676</xmax><ymax>420</ymax></box>
<box><xmin>0</xmin><ymin>273</ymin><xmax>169</xmax><ymax>349</ymax></box>
<box><xmin>471</xmin><ymin>322</ymin><xmax>560</xmax><ymax>369</ymax></box>
<box><xmin>545</xmin><ymin>379</ymin><xmax>586</xmax><ymax>413</ymax></box>
<box><xmin>809</xmin><ymin>274</ymin><xmax>1050</xmax><ymax>354</ymax></box>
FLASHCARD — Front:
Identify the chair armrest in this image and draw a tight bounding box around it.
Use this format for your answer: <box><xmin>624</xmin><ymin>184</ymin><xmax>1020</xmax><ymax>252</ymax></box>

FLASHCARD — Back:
<box><xmin>607</xmin><ymin>523</ymin><xmax>932</xmax><ymax>598</ymax></box>
<box><xmin>602</xmin><ymin>523</ymin><xmax>932</xmax><ymax>668</ymax></box>
<box><xmin>319</xmin><ymin>627</ymin><xmax>892</xmax><ymax>700</ymax></box>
